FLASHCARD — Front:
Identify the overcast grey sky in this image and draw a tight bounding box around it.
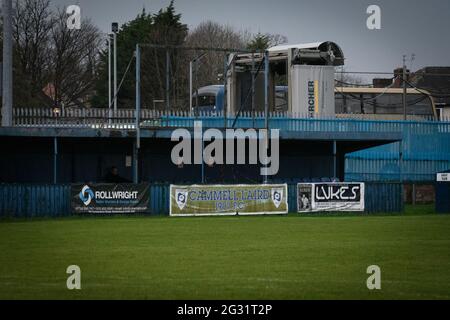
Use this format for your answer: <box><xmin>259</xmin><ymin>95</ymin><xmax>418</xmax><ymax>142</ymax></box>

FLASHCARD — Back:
<box><xmin>52</xmin><ymin>0</ymin><xmax>450</xmax><ymax>75</ymax></box>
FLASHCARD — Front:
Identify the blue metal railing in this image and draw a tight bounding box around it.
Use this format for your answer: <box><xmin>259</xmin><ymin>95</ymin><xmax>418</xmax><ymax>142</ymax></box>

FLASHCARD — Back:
<box><xmin>160</xmin><ymin>115</ymin><xmax>408</xmax><ymax>133</ymax></box>
<box><xmin>14</xmin><ymin>107</ymin><xmax>449</xmax><ymax>134</ymax></box>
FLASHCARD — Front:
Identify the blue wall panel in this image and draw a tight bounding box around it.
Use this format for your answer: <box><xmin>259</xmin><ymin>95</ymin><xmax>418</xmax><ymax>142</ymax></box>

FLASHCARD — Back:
<box><xmin>1</xmin><ymin>182</ymin><xmax>403</xmax><ymax>218</ymax></box>
<box><xmin>345</xmin><ymin>120</ymin><xmax>450</xmax><ymax>182</ymax></box>
<box><xmin>364</xmin><ymin>183</ymin><xmax>403</xmax><ymax>213</ymax></box>
<box><xmin>0</xmin><ymin>184</ymin><xmax>71</xmax><ymax>218</ymax></box>
<box><xmin>148</xmin><ymin>183</ymin><xmax>170</xmax><ymax>215</ymax></box>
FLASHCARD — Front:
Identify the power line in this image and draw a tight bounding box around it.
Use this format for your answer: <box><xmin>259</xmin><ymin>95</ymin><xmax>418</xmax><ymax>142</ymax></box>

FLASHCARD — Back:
<box><xmin>334</xmin><ymin>79</ymin><xmax>376</xmax><ymax>87</ymax></box>
<box><xmin>340</xmin><ymin>92</ymin><xmax>430</xmax><ymax>108</ymax></box>
<box><xmin>335</xmin><ymin>71</ymin><xmax>450</xmax><ymax>77</ymax></box>
<box><xmin>403</xmin><ymin>79</ymin><xmax>450</xmax><ymax>98</ymax></box>
<box><xmin>108</xmin><ymin>52</ymin><xmax>136</xmax><ymax>110</ymax></box>
<box><xmin>335</xmin><ymin>75</ymin><xmax>450</xmax><ymax>97</ymax></box>
<box><xmin>335</xmin><ymin>71</ymin><xmax>395</xmax><ymax>75</ymax></box>
<box><xmin>336</xmin><ymin>76</ymin><xmax>399</xmax><ymax>102</ymax></box>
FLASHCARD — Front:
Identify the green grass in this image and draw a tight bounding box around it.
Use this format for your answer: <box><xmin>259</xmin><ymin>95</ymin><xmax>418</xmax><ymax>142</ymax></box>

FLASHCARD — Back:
<box><xmin>0</xmin><ymin>211</ymin><xmax>449</xmax><ymax>299</ymax></box>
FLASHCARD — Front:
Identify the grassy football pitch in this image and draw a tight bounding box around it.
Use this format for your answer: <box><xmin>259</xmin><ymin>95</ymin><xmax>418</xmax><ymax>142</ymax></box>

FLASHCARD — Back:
<box><xmin>0</xmin><ymin>207</ymin><xmax>449</xmax><ymax>299</ymax></box>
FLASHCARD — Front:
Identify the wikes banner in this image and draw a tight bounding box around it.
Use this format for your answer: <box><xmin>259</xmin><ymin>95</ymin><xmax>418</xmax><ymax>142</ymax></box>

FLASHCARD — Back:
<box><xmin>170</xmin><ymin>184</ymin><xmax>288</xmax><ymax>216</ymax></box>
<box><xmin>71</xmin><ymin>184</ymin><xmax>149</xmax><ymax>214</ymax></box>
<box><xmin>297</xmin><ymin>182</ymin><xmax>365</xmax><ymax>212</ymax></box>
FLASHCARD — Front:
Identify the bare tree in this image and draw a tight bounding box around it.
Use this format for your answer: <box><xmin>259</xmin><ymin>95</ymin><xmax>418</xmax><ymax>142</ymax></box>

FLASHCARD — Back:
<box><xmin>247</xmin><ymin>32</ymin><xmax>288</xmax><ymax>50</ymax></box>
<box><xmin>185</xmin><ymin>21</ymin><xmax>250</xmax><ymax>88</ymax></box>
<box><xmin>11</xmin><ymin>0</ymin><xmax>102</xmax><ymax>108</ymax></box>
<box><xmin>335</xmin><ymin>67</ymin><xmax>366</xmax><ymax>87</ymax></box>
<box><xmin>49</xmin><ymin>9</ymin><xmax>101</xmax><ymax>108</ymax></box>
<box><xmin>13</xmin><ymin>0</ymin><xmax>53</xmax><ymax>105</ymax></box>
<box><xmin>266</xmin><ymin>33</ymin><xmax>288</xmax><ymax>47</ymax></box>
<box><xmin>186</xmin><ymin>21</ymin><xmax>249</xmax><ymax>49</ymax></box>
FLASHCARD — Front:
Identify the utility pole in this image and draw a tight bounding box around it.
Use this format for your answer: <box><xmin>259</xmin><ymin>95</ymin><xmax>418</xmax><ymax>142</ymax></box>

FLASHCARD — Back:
<box><xmin>134</xmin><ymin>44</ymin><xmax>141</xmax><ymax>183</ymax></box>
<box><xmin>189</xmin><ymin>61</ymin><xmax>193</xmax><ymax>111</ymax></box>
<box><xmin>112</xmin><ymin>23</ymin><xmax>119</xmax><ymax>114</ymax></box>
<box><xmin>402</xmin><ymin>55</ymin><xmax>407</xmax><ymax>121</ymax></box>
<box><xmin>2</xmin><ymin>0</ymin><xmax>13</xmax><ymax>127</ymax></box>
<box><xmin>108</xmin><ymin>34</ymin><xmax>112</xmax><ymax>123</ymax></box>
<box><xmin>251</xmin><ymin>52</ymin><xmax>255</xmax><ymax>127</ymax></box>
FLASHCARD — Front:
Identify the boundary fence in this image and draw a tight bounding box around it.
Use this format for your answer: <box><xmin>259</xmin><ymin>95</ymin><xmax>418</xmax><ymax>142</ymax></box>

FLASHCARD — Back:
<box><xmin>0</xmin><ymin>182</ymin><xmax>403</xmax><ymax>218</ymax></box>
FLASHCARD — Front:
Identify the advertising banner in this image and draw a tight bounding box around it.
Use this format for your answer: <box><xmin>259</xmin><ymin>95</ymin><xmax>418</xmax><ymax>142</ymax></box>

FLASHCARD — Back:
<box><xmin>437</xmin><ymin>173</ymin><xmax>450</xmax><ymax>182</ymax></box>
<box><xmin>71</xmin><ymin>183</ymin><xmax>149</xmax><ymax>214</ymax></box>
<box><xmin>170</xmin><ymin>184</ymin><xmax>288</xmax><ymax>216</ymax></box>
<box><xmin>297</xmin><ymin>182</ymin><xmax>365</xmax><ymax>212</ymax></box>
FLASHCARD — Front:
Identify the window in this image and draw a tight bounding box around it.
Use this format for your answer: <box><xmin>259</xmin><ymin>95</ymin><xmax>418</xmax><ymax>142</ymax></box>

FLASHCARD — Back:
<box><xmin>375</xmin><ymin>94</ymin><xmax>432</xmax><ymax>116</ymax></box>
<box><xmin>335</xmin><ymin>92</ymin><xmax>434</xmax><ymax>117</ymax></box>
<box><xmin>343</xmin><ymin>94</ymin><xmax>362</xmax><ymax>113</ymax></box>
<box><xmin>275</xmin><ymin>90</ymin><xmax>288</xmax><ymax>111</ymax></box>
<box><xmin>406</xmin><ymin>94</ymin><xmax>433</xmax><ymax>116</ymax></box>
<box><xmin>361</xmin><ymin>94</ymin><xmax>375</xmax><ymax>114</ymax></box>
<box><xmin>193</xmin><ymin>94</ymin><xmax>216</xmax><ymax>108</ymax></box>
<box><xmin>335</xmin><ymin>93</ymin><xmax>345</xmax><ymax>113</ymax></box>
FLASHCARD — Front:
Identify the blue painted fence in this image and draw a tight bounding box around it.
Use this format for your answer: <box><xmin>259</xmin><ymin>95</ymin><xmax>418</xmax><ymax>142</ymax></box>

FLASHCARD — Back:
<box><xmin>162</xmin><ymin>114</ymin><xmax>406</xmax><ymax>133</ymax></box>
<box><xmin>148</xmin><ymin>183</ymin><xmax>170</xmax><ymax>215</ymax></box>
<box><xmin>345</xmin><ymin>119</ymin><xmax>450</xmax><ymax>182</ymax></box>
<box><xmin>0</xmin><ymin>182</ymin><xmax>402</xmax><ymax>218</ymax></box>
<box><xmin>0</xmin><ymin>184</ymin><xmax>71</xmax><ymax>218</ymax></box>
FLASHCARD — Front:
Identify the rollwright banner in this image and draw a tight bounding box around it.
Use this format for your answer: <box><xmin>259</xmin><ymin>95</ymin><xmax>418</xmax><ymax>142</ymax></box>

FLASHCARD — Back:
<box><xmin>71</xmin><ymin>184</ymin><xmax>149</xmax><ymax>214</ymax></box>
<box><xmin>297</xmin><ymin>182</ymin><xmax>365</xmax><ymax>212</ymax></box>
<box><xmin>170</xmin><ymin>184</ymin><xmax>288</xmax><ymax>216</ymax></box>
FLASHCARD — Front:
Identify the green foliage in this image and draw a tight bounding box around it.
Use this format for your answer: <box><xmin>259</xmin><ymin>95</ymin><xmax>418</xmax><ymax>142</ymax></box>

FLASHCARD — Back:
<box><xmin>247</xmin><ymin>33</ymin><xmax>271</xmax><ymax>50</ymax></box>
<box><xmin>91</xmin><ymin>10</ymin><xmax>153</xmax><ymax>108</ymax></box>
<box><xmin>91</xmin><ymin>1</ymin><xmax>188</xmax><ymax>108</ymax></box>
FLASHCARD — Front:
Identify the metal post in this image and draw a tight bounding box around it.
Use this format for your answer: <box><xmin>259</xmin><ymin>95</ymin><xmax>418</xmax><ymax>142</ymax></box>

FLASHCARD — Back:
<box><xmin>134</xmin><ymin>44</ymin><xmax>141</xmax><ymax>183</ymax></box>
<box><xmin>53</xmin><ymin>137</ymin><xmax>58</xmax><ymax>184</ymax></box>
<box><xmin>108</xmin><ymin>34</ymin><xmax>112</xmax><ymax>124</ymax></box>
<box><xmin>333</xmin><ymin>140</ymin><xmax>337</xmax><ymax>179</ymax></box>
<box><xmin>264</xmin><ymin>51</ymin><xmax>269</xmax><ymax>130</ymax></box>
<box><xmin>251</xmin><ymin>52</ymin><xmax>255</xmax><ymax>128</ymax></box>
<box><xmin>201</xmin><ymin>130</ymin><xmax>205</xmax><ymax>184</ymax></box>
<box><xmin>2</xmin><ymin>0</ymin><xmax>13</xmax><ymax>127</ymax></box>
<box><xmin>113</xmin><ymin>32</ymin><xmax>118</xmax><ymax>113</ymax></box>
<box><xmin>195</xmin><ymin>59</ymin><xmax>199</xmax><ymax>109</ymax></box>
<box><xmin>402</xmin><ymin>55</ymin><xmax>407</xmax><ymax>121</ymax></box>
<box><xmin>166</xmin><ymin>49</ymin><xmax>170</xmax><ymax>111</ymax></box>
<box><xmin>263</xmin><ymin>50</ymin><xmax>270</xmax><ymax>184</ymax></box>
<box><xmin>399</xmin><ymin>140</ymin><xmax>404</xmax><ymax>205</ymax></box>
<box><xmin>133</xmin><ymin>141</ymin><xmax>138</xmax><ymax>183</ymax></box>
<box><xmin>189</xmin><ymin>61</ymin><xmax>193</xmax><ymax>111</ymax></box>
<box><xmin>223</xmin><ymin>54</ymin><xmax>228</xmax><ymax>128</ymax></box>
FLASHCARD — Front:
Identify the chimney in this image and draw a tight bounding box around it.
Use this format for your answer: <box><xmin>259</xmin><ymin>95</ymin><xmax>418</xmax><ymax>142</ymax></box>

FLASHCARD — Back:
<box><xmin>393</xmin><ymin>67</ymin><xmax>409</xmax><ymax>88</ymax></box>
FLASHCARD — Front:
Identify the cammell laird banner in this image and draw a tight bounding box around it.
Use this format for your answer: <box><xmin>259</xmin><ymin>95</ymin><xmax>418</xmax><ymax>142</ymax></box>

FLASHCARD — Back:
<box><xmin>297</xmin><ymin>182</ymin><xmax>365</xmax><ymax>212</ymax></box>
<box><xmin>71</xmin><ymin>184</ymin><xmax>149</xmax><ymax>214</ymax></box>
<box><xmin>170</xmin><ymin>184</ymin><xmax>288</xmax><ymax>216</ymax></box>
